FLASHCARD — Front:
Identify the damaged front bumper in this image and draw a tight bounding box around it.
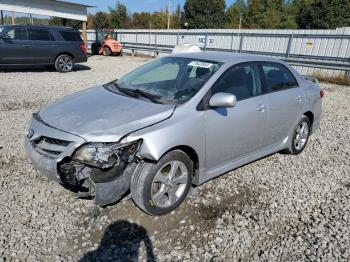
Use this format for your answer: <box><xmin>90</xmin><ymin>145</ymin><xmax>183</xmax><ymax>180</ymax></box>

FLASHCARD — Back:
<box><xmin>24</xmin><ymin>114</ymin><xmax>139</xmax><ymax>206</ymax></box>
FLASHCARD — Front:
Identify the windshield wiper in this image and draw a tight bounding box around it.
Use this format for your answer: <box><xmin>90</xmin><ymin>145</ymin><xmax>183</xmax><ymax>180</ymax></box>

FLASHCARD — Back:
<box><xmin>116</xmin><ymin>86</ymin><xmax>164</xmax><ymax>104</ymax></box>
<box><xmin>111</xmin><ymin>83</ymin><xmax>138</xmax><ymax>98</ymax></box>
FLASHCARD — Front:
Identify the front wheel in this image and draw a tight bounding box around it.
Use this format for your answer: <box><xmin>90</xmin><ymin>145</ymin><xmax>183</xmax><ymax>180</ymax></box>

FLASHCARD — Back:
<box><xmin>131</xmin><ymin>150</ymin><xmax>193</xmax><ymax>216</ymax></box>
<box><xmin>55</xmin><ymin>54</ymin><xmax>74</xmax><ymax>73</ymax></box>
<box><xmin>103</xmin><ymin>47</ymin><xmax>111</xmax><ymax>56</ymax></box>
<box><xmin>287</xmin><ymin>115</ymin><xmax>311</xmax><ymax>155</ymax></box>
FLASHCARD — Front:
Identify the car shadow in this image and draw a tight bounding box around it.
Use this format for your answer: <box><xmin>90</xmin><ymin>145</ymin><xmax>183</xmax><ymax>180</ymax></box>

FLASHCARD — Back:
<box><xmin>0</xmin><ymin>64</ymin><xmax>91</xmax><ymax>72</ymax></box>
<box><xmin>79</xmin><ymin>220</ymin><xmax>156</xmax><ymax>262</ymax></box>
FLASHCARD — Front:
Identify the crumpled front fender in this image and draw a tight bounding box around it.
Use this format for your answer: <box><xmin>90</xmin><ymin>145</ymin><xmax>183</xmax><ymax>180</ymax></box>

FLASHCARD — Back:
<box><xmin>94</xmin><ymin>162</ymin><xmax>139</xmax><ymax>206</ymax></box>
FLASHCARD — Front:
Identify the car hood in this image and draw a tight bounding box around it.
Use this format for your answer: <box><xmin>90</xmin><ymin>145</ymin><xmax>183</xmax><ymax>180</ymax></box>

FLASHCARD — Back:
<box><xmin>38</xmin><ymin>86</ymin><xmax>175</xmax><ymax>142</ymax></box>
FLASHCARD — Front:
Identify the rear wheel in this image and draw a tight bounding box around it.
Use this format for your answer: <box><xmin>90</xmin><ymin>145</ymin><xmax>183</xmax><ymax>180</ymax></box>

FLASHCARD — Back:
<box><xmin>286</xmin><ymin>115</ymin><xmax>311</xmax><ymax>155</ymax></box>
<box><xmin>131</xmin><ymin>150</ymin><xmax>193</xmax><ymax>216</ymax></box>
<box><xmin>55</xmin><ymin>54</ymin><xmax>74</xmax><ymax>73</ymax></box>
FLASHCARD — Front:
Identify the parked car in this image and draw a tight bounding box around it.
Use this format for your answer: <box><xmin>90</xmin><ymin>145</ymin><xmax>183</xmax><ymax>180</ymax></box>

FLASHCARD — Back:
<box><xmin>24</xmin><ymin>52</ymin><xmax>323</xmax><ymax>216</ymax></box>
<box><xmin>0</xmin><ymin>25</ymin><xmax>88</xmax><ymax>72</ymax></box>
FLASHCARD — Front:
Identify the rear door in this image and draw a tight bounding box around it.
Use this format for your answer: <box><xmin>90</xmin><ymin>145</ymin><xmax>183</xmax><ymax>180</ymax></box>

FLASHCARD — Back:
<box><xmin>57</xmin><ymin>30</ymin><xmax>86</xmax><ymax>61</ymax></box>
<box><xmin>260</xmin><ymin>62</ymin><xmax>305</xmax><ymax>147</ymax></box>
<box><xmin>28</xmin><ymin>27</ymin><xmax>56</xmax><ymax>64</ymax></box>
<box><xmin>0</xmin><ymin>26</ymin><xmax>32</xmax><ymax>64</ymax></box>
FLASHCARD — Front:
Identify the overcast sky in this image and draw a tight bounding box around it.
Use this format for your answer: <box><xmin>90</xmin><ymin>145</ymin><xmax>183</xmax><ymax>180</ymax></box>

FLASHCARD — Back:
<box><xmin>70</xmin><ymin>0</ymin><xmax>236</xmax><ymax>13</ymax></box>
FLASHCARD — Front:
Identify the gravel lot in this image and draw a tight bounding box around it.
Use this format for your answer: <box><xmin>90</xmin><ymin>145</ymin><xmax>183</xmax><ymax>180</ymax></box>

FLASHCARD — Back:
<box><xmin>0</xmin><ymin>56</ymin><xmax>349</xmax><ymax>262</ymax></box>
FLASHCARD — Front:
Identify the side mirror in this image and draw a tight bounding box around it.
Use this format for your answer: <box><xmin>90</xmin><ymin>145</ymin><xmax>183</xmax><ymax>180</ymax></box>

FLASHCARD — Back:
<box><xmin>0</xmin><ymin>35</ymin><xmax>11</xmax><ymax>41</ymax></box>
<box><xmin>209</xmin><ymin>92</ymin><xmax>237</xmax><ymax>108</ymax></box>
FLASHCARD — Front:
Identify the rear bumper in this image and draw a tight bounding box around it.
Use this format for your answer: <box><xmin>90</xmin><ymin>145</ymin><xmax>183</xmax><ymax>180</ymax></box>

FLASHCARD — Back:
<box><xmin>74</xmin><ymin>53</ymin><xmax>88</xmax><ymax>63</ymax></box>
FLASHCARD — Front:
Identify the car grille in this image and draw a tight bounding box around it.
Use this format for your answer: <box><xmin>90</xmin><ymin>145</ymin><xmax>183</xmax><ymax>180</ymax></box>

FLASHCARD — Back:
<box><xmin>33</xmin><ymin>136</ymin><xmax>71</xmax><ymax>158</ymax></box>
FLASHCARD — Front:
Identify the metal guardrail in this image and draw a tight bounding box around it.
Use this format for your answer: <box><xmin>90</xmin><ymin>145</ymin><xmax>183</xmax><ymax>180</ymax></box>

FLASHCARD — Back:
<box><xmin>119</xmin><ymin>43</ymin><xmax>350</xmax><ymax>72</ymax></box>
<box><xmin>87</xmin><ymin>30</ymin><xmax>350</xmax><ymax>73</ymax></box>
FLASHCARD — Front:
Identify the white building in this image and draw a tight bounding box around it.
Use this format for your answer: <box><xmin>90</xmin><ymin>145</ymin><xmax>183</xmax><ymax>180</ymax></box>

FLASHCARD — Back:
<box><xmin>0</xmin><ymin>0</ymin><xmax>93</xmax><ymax>43</ymax></box>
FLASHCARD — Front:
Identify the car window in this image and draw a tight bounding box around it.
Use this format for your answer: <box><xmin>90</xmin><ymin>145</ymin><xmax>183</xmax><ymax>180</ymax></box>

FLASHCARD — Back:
<box><xmin>114</xmin><ymin>57</ymin><xmax>222</xmax><ymax>104</ymax></box>
<box><xmin>6</xmin><ymin>28</ymin><xmax>28</xmax><ymax>40</ymax></box>
<box><xmin>59</xmin><ymin>31</ymin><xmax>82</xmax><ymax>42</ymax></box>
<box><xmin>29</xmin><ymin>29</ymin><xmax>53</xmax><ymax>41</ymax></box>
<box><xmin>261</xmin><ymin>63</ymin><xmax>298</xmax><ymax>92</ymax></box>
<box><xmin>211</xmin><ymin>63</ymin><xmax>262</xmax><ymax>101</ymax></box>
<box><xmin>133</xmin><ymin>63</ymin><xmax>180</xmax><ymax>85</ymax></box>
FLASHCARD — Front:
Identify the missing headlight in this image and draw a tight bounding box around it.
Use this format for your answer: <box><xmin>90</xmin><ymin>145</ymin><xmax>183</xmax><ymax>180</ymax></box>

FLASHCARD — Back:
<box><xmin>73</xmin><ymin>139</ymin><xmax>142</xmax><ymax>169</ymax></box>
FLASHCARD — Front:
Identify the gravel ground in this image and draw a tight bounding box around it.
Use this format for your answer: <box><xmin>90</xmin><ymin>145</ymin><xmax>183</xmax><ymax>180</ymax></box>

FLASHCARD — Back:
<box><xmin>0</xmin><ymin>56</ymin><xmax>349</xmax><ymax>262</ymax></box>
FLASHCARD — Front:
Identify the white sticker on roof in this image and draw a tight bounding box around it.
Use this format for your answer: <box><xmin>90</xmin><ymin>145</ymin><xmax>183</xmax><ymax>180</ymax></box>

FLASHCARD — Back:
<box><xmin>188</xmin><ymin>61</ymin><xmax>213</xmax><ymax>68</ymax></box>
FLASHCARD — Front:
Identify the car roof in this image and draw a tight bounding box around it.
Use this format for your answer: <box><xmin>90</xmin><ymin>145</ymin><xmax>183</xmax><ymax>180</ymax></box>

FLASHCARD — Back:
<box><xmin>170</xmin><ymin>51</ymin><xmax>283</xmax><ymax>64</ymax></box>
<box><xmin>1</xmin><ymin>24</ymin><xmax>76</xmax><ymax>31</ymax></box>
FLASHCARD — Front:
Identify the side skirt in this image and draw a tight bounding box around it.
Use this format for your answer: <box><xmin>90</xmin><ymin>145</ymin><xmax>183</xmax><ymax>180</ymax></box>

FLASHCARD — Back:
<box><xmin>195</xmin><ymin>142</ymin><xmax>288</xmax><ymax>185</ymax></box>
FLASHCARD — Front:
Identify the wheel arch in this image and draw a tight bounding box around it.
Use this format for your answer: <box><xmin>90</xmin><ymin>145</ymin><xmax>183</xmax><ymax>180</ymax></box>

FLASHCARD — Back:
<box><xmin>303</xmin><ymin>111</ymin><xmax>314</xmax><ymax>124</ymax></box>
<box><xmin>140</xmin><ymin>145</ymin><xmax>200</xmax><ymax>178</ymax></box>
<box><xmin>102</xmin><ymin>44</ymin><xmax>112</xmax><ymax>50</ymax></box>
<box><xmin>55</xmin><ymin>52</ymin><xmax>74</xmax><ymax>61</ymax></box>
<box><xmin>303</xmin><ymin>111</ymin><xmax>314</xmax><ymax>132</ymax></box>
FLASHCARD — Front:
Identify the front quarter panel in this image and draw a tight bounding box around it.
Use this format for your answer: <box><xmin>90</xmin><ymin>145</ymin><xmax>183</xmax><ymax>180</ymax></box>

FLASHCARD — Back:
<box><xmin>125</xmin><ymin>107</ymin><xmax>206</xmax><ymax>174</ymax></box>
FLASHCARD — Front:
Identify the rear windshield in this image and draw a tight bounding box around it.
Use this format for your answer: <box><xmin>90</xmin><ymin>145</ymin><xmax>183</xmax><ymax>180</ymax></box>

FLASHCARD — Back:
<box><xmin>59</xmin><ymin>31</ymin><xmax>82</xmax><ymax>42</ymax></box>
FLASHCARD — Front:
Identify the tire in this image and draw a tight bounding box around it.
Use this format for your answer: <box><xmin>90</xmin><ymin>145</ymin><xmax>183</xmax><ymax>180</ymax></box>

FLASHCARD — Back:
<box><xmin>131</xmin><ymin>150</ymin><xmax>193</xmax><ymax>216</ymax></box>
<box><xmin>54</xmin><ymin>54</ymin><xmax>74</xmax><ymax>73</ymax></box>
<box><xmin>91</xmin><ymin>42</ymin><xmax>101</xmax><ymax>55</ymax></box>
<box><xmin>286</xmin><ymin>115</ymin><xmax>311</xmax><ymax>155</ymax></box>
<box><xmin>117</xmin><ymin>50</ymin><xmax>123</xmax><ymax>56</ymax></box>
<box><xmin>103</xmin><ymin>47</ymin><xmax>111</xmax><ymax>56</ymax></box>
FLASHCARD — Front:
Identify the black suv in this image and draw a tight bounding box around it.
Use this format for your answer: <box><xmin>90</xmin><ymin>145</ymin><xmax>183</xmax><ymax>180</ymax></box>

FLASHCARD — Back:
<box><xmin>0</xmin><ymin>25</ymin><xmax>88</xmax><ymax>72</ymax></box>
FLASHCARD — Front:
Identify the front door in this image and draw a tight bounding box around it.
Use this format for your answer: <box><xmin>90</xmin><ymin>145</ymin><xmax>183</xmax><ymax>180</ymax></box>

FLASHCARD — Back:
<box><xmin>0</xmin><ymin>26</ymin><xmax>33</xmax><ymax>64</ymax></box>
<box><xmin>204</xmin><ymin>63</ymin><xmax>268</xmax><ymax>169</ymax></box>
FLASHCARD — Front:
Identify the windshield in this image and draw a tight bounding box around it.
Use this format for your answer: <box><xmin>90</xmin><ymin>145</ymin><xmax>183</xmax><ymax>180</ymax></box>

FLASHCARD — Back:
<box><xmin>109</xmin><ymin>56</ymin><xmax>222</xmax><ymax>104</ymax></box>
<box><xmin>0</xmin><ymin>26</ymin><xmax>6</xmax><ymax>36</ymax></box>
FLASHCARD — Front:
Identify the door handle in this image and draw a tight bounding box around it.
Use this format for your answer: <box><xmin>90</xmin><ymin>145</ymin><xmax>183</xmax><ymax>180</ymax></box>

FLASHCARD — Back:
<box><xmin>23</xmin><ymin>45</ymin><xmax>31</xmax><ymax>48</ymax></box>
<box><xmin>256</xmin><ymin>105</ymin><xmax>266</xmax><ymax>112</ymax></box>
<box><xmin>296</xmin><ymin>95</ymin><xmax>303</xmax><ymax>102</ymax></box>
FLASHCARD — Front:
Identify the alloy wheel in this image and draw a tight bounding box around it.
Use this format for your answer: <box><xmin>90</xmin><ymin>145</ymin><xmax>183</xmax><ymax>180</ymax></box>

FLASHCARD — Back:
<box><xmin>58</xmin><ymin>56</ymin><xmax>73</xmax><ymax>72</ymax></box>
<box><xmin>294</xmin><ymin>121</ymin><xmax>309</xmax><ymax>151</ymax></box>
<box><xmin>151</xmin><ymin>160</ymin><xmax>189</xmax><ymax>209</ymax></box>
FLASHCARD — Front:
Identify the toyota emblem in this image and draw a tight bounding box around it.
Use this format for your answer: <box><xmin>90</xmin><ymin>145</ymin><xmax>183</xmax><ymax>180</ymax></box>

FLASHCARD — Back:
<box><xmin>27</xmin><ymin>129</ymin><xmax>34</xmax><ymax>139</ymax></box>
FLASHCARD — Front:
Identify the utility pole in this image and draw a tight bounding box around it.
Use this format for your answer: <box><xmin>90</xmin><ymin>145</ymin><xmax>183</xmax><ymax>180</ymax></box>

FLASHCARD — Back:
<box><xmin>12</xmin><ymin>11</ymin><xmax>16</xmax><ymax>24</ymax></box>
<box><xmin>1</xmin><ymin>10</ymin><xmax>4</xmax><ymax>25</ymax></box>
<box><xmin>239</xmin><ymin>12</ymin><xmax>242</xmax><ymax>31</ymax></box>
<box><xmin>167</xmin><ymin>0</ymin><xmax>171</xmax><ymax>30</ymax></box>
<box><xmin>149</xmin><ymin>12</ymin><xmax>152</xmax><ymax>30</ymax></box>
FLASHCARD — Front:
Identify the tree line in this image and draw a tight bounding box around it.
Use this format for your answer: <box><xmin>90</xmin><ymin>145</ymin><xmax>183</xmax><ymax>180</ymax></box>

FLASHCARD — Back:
<box><xmin>90</xmin><ymin>0</ymin><xmax>350</xmax><ymax>30</ymax></box>
<box><xmin>2</xmin><ymin>0</ymin><xmax>349</xmax><ymax>30</ymax></box>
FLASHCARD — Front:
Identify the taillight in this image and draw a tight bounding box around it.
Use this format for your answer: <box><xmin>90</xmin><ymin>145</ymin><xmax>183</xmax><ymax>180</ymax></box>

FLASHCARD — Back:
<box><xmin>80</xmin><ymin>43</ymin><xmax>87</xmax><ymax>54</ymax></box>
<box><xmin>320</xmin><ymin>89</ymin><xmax>325</xmax><ymax>98</ymax></box>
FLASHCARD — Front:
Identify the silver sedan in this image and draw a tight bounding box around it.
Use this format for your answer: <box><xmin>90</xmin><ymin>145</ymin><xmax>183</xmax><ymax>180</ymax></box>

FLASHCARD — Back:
<box><xmin>24</xmin><ymin>52</ymin><xmax>323</xmax><ymax>216</ymax></box>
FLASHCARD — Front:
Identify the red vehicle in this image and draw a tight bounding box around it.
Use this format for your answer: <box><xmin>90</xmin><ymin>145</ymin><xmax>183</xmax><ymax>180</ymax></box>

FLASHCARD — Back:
<box><xmin>99</xmin><ymin>34</ymin><xmax>123</xmax><ymax>56</ymax></box>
